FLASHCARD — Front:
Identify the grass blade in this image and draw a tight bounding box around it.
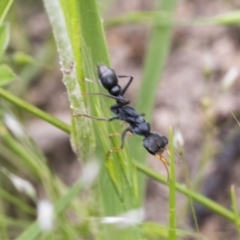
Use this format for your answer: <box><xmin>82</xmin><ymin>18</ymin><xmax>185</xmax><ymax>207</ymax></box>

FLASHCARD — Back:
<box><xmin>43</xmin><ymin>0</ymin><xmax>92</xmax><ymax>159</ymax></box>
<box><xmin>168</xmin><ymin>127</ymin><xmax>176</xmax><ymax>239</ymax></box>
<box><xmin>43</xmin><ymin>0</ymin><xmax>141</xmax><ymax>239</ymax></box>
<box><xmin>129</xmin><ymin>0</ymin><xmax>177</xmax><ymax>196</ymax></box>
<box><xmin>0</xmin><ymin>87</ymin><xmax>70</xmax><ymax>134</ymax></box>
<box><xmin>0</xmin><ymin>24</ymin><xmax>9</xmax><ymax>59</ymax></box>
<box><xmin>16</xmin><ymin>180</ymin><xmax>84</xmax><ymax>240</ymax></box>
<box><xmin>0</xmin><ymin>0</ymin><xmax>13</xmax><ymax>25</ymax></box>
<box><xmin>134</xmin><ymin>161</ymin><xmax>239</xmax><ymax>224</ymax></box>
<box><xmin>230</xmin><ymin>185</ymin><xmax>240</xmax><ymax>236</ymax></box>
<box><xmin>0</xmin><ymin>65</ymin><xmax>17</xmax><ymax>86</ymax></box>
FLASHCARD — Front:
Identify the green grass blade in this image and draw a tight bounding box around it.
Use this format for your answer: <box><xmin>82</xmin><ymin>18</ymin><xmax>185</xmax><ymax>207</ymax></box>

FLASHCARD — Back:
<box><xmin>168</xmin><ymin>127</ymin><xmax>176</xmax><ymax>239</ymax></box>
<box><xmin>42</xmin><ymin>0</ymin><xmax>142</xmax><ymax>239</ymax></box>
<box><xmin>43</xmin><ymin>0</ymin><xmax>92</xmax><ymax>159</ymax></box>
<box><xmin>230</xmin><ymin>185</ymin><xmax>240</xmax><ymax>236</ymax></box>
<box><xmin>0</xmin><ymin>188</ymin><xmax>35</xmax><ymax>216</ymax></box>
<box><xmin>0</xmin><ymin>0</ymin><xmax>13</xmax><ymax>25</ymax></box>
<box><xmin>134</xmin><ymin>161</ymin><xmax>239</xmax><ymax>223</ymax></box>
<box><xmin>195</xmin><ymin>10</ymin><xmax>240</xmax><ymax>25</ymax></box>
<box><xmin>0</xmin><ymin>24</ymin><xmax>9</xmax><ymax>59</ymax></box>
<box><xmin>16</xmin><ymin>180</ymin><xmax>84</xmax><ymax>240</ymax></box>
<box><xmin>136</xmin><ymin>0</ymin><xmax>177</xmax><ymax>119</ymax></box>
<box><xmin>76</xmin><ymin>1</ymin><xmax>141</xmax><ymax>239</ymax></box>
<box><xmin>0</xmin><ymin>64</ymin><xmax>17</xmax><ymax>86</ymax></box>
<box><xmin>0</xmin><ymin>215</ymin><xmax>30</xmax><ymax>228</ymax></box>
<box><xmin>105</xmin><ymin>11</ymin><xmax>172</xmax><ymax>28</ymax></box>
<box><xmin>77</xmin><ymin>0</ymin><xmax>110</xmax><ymax>66</ymax></box>
<box><xmin>0</xmin><ymin>87</ymin><xmax>70</xmax><ymax>134</ymax></box>
<box><xmin>127</xmin><ymin>0</ymin><xmax>177</xmax><ymax>199</ymax></box>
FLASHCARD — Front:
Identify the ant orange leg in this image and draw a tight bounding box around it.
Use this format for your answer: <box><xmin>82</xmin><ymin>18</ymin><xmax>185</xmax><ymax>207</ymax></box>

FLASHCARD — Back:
<box><xmin>108</xmin><ymin>132</ymin><xmax>121</xmax><ymax>138</ymax></box>
<box><xmin>108</xmin><ymin>132</ymin><xmax>132</xmax><ymax>138</ymax></box>
<box><xmin>85</xmin><ymin>78</ymin><xmax>98</xmax><ymax>83</ymax></box>
<box><xmin>106</xmin><ymin>147</ymin><xmax>123</xmax><ymax>159</ymax></box>
<box><xmin>155</xmin><ymin>153</ymin><xmax>170</xmax><ymax>181</ymax></box>
<box><xmin>166</xmin><ymin>147</ymin><xmax>170</xmax><ymax>156</ymax></box>
<box><xmin>120</xmin><ymin>121</ymin><xmax>126</xmax><ymax>127</ymax></box>
<box><xmin>166</xmin><ymin>146</ymin><xmax>181</xmax><ymax>162</ymax></box>
<box><xmin>160</xmin><ymin>155</ymin><xmax>170</xmax><ymax>181</ymax></box>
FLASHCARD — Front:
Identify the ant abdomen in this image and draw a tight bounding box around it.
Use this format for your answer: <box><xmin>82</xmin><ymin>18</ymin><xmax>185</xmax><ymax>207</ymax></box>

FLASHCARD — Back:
<box><xmin>97</xmin><ymin>65</ymin><xmax>120</xmax><ymax>96</ymax></box>
<box><xmin>143</xmin><ymin>133</ymin><xmax>168</xmax><ymax>155</ymax></box>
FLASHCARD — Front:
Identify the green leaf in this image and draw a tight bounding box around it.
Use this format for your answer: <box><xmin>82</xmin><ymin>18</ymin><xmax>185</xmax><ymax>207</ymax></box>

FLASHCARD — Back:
<box><xmin>43</xmin><ymin>0</ymin><xmax>93</xmax><ymax>160</ymax></box>
<box><xmin>12</xmin><ymin>51</ymin><xmax>35</xmax><ymax>66</ymax></box>
<box><xmin>43</xmin><ymin>0</ymin><xmax>141</xmax><ymax>239</ymax></box>
<box><xmin>0</xmin><ymin>64</ymin><xmax>17</xmax><ymax>86</ymax></box>
<box><xmin>134</xmin><ymin>161</ymin><xmax>239</xmax><ymax>223</ymax></box>
<box><xmin>130</xmin><ymin>0</ymin><xmax>177</xmax><ymax>202</ymax></box>
<box><xmin>195</xmin><ymin>10</ymin><xmax>240</xmax><ymax>25</ymax></box>
<box><xmin>141</xmin><ymin>222</ymin><xmax>193</xmax><ymax>239</ymax></box>
<box><xmin>105</xmin><ymin>11</ymin><xmax>172</xmax><ymax>28</ymax></box>
<box><xmin>16</xmin><ymin>180</ymin><xmax>84</xmax><ymax>240</ymax></box>
<box><xmin>0</xmin><ymin>0</ymin><xmax>13</xmax><ymax>25</ymax></box>
<box><xmin>0</xmin><ymin>88</ymin><xmax>70</xmax><ymax>133</ymax></box>
<box><xmin>0</xmin><ymin>24</ymin><xmax>9</xmax><ymax>59</ymax></box>
<box><xmin>168</xmin><ymin>127</ymin><xmax>176</xmax><ymax>240</ymax></box>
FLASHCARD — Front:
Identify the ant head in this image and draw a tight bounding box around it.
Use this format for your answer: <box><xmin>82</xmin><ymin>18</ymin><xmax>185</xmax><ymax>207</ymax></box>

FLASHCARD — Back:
<box><xmin>143</xmin><ymin>132</ymin><xmax>168</xmax><ymax>155</ymax></box>
<box><xmin>97</xmin><ymin>65</ymin><xmax>119</xmax><ymax>92</ymax></box>
<box><xmin>97</xmin><ymin>65</ymin><xmax>109</xmax><ymax>75</ymax></box>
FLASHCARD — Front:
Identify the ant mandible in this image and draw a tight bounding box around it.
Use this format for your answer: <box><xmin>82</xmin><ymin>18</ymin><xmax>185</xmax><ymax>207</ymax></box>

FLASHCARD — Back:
<box><xmin>75</xmin><ymin>65</ymin><xmax>169</xmax><ymax>178</ymax></box>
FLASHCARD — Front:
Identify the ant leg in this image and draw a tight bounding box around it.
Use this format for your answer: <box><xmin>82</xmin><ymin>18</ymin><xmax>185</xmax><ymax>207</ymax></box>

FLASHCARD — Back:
<box><xmin>118</xmin><ymin>76</ymin><xmax>133</xmax><ymax>96</ymax></box>
<box><xmin>166</xmin><ymin>147</ymin><xmax>170</xmax><ymax>156</ymax></box>
<box><xmin>154</xmin><ymin>153</ymin><xmax>170</xmax><ymax>180</ymax></box>
<box><xmin>106</xmin><ymin>128</ymin><xmax>132</xmax><ymax>159</ymax></box>
<box><xmin>85</xmin><ymin>78</ymin><xmax>97</xmax><ymax>83</ymax></box>
<box><xmin>83</xmin><ymin>92</ymin><xmax>128</xmax><ymax>103</ymax></box>
<box><xmin>106</xmin><ymin>148</ymin><xmax>123</xmax><ymax>159</ymax></box>
<box><xmin>118</xmin><ymin>75</ymin><xmax>133</xmax><ymax>78</ymax></box>
<box><xmin>108</xmin><ymin>132</ymin><xmax>121</xmax><ymax>138</ymax></box>
<box><xmin>108</xmin><ymin>132</ymin><xmax>132</xmax><ymax>138</ymax></box>
<box><xmin>165</xmin><ymin>147</ymin><xmax>182</xmax><ymax>164</ymax></box>
<box><xmin>120</xmin><ymin>128</ymin><xmax>132</xmax><ymax>149</ymax></box>
<box><xmin>74</xmin><ymin>113</ymin><xmax>119</xmax><ymax>122</ymax></box>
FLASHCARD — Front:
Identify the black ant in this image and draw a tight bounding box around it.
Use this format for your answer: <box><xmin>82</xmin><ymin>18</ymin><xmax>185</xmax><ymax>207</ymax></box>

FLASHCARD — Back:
<box><xmin>75</xmin><ymin>65</ymin><xmax>169</xmax><ymax>178</ymax></box>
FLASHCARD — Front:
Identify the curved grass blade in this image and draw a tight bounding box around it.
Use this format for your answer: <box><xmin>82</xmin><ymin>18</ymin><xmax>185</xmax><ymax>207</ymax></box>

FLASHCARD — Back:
<box><xmin>0</xmin><ymin>65</ymin><xmax>17</xmax><ymax>86</ymax></box>
<box><xmin>168</xmin><ymin>127</ymin><xmax>176</xmax><ymax>240</ymax></box>
<box><xmin>127</xmin><ymin>0</ymin><xmax>177</xmax><ymax>198</ymax></box>
<box><xmin>43</xmin><ymin>0</ymin><xmax>93</xmax><ymax>159</ymax></box>
<box><xmin>0</xmin><ymin>0</ymin><xmax>13</xmax><ymax>25</ymax></box>
<box><xmin>0</xmin><ymin>24</ymin><xmax>9</xmax><ymax>59</ymax></box>
<box><xmin>134</xmin><ymin>161</ymin><xmax>240</xmax><ymax>224</ymax></box>
<box><xmin>0</xmin><ymin>87</ymin><xmax>70</xmax><ymax>134</ymax></box>
<box><xmin>42</xmin><ymin>0</ymin><xmax>141</xmax><ymax>239</ymax></box>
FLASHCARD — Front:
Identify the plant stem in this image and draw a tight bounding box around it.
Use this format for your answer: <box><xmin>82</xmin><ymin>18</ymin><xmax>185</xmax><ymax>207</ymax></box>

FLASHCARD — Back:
<box><xmin>0</xmin><ymin>87</ymin><xmax>70</xmax><ymax>134</ymax></box>
<box><xmin>134</xmin><ymin>161</ymin><xmax>238</xmax><ymax>224</ymax></box>
<box><xmin>168</xmin><ymin>127</ymin><xmax>176</xmax><ymax>240</ymax></box>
